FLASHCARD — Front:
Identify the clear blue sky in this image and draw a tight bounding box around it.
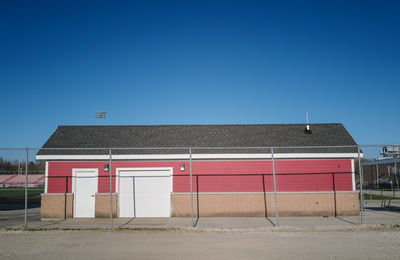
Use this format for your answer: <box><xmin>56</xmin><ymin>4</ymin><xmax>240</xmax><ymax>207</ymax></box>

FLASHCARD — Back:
<box><xmin>0</xmin><ymin>0</ymin><xmax>399</xmax><ymax>148</ymax></box>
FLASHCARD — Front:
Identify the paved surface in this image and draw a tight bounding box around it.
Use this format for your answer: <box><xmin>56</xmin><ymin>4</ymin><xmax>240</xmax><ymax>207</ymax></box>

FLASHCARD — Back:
<box><xmin>22</xmin><ymin>210</ymin><xmax>399</xmax><ymax>230</ymax></box>
<box><xmin>1</xmin><ymin>200</ymin><xmax>399</xmax><ymax>230</ymax></box>
<box><xmin>0</xmin><ymin>228</ymin><xmax>399</xmax><ymax>259</ymax></box>
<box><xmin>0</xmin><ymin>208</ymin><xmax>40</xmax><ymax>228</ymax></box>
<box><xmin>1</xmin><ymin>200</ymin><xmax>399</xmax><ymax>259</ymax></box>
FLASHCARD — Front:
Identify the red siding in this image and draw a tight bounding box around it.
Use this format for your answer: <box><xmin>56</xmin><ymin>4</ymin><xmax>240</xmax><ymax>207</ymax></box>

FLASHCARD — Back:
<box><xmin>47</xmin><ymin>159</ymin><xmax>353</xmax><ymax>193</ymax></box>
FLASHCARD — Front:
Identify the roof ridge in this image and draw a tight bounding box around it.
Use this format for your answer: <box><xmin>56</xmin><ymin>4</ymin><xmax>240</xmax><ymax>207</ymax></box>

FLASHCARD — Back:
<box><xmin>58</xmin><ymin>123</ymin><xmax>343</xmax><ymax>127</ymax></box>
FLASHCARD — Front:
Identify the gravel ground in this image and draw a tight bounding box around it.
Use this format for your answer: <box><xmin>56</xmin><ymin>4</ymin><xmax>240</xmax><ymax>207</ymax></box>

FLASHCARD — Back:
<box><xmin>0</xmin><ymin>228</ymin><xmax>399</xmax><ymax>259</ymax></box>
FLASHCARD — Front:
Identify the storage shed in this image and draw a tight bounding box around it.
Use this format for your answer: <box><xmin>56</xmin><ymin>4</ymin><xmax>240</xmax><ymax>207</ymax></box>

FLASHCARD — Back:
<box><xmin>36</xmin><ymin>124</ymin><xmax>360</xmax><ymax>218</ymax></box>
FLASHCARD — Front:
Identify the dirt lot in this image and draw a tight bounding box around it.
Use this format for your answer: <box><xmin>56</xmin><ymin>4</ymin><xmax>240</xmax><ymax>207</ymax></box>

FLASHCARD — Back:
<box><xmin>0</xmin><ymin>228</ymin><xmax>399</xmax><ymax>259</ymax></box>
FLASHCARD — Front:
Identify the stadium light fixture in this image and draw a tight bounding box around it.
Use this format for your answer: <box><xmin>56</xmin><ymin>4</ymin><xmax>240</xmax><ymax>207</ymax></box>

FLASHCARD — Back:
<box><xmin>94</xmin><ymin>112</ymin><xmax>107</xmax><ymax>125</ymax></box>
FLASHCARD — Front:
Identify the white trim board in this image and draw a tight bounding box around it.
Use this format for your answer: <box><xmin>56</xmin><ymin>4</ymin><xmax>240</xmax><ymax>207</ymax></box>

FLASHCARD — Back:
<box><xmin>351</xmin><ymin>159</ymin><xmax>356</xmax><ymax>192</ymax></box>
<box><xmin>45</xmin><ymin>161</ymin><xmax>48</xmax><ymax>193</ymax></box>
<box><xmin>36</xmin><ymin>153</ymin><xmax>361</xmax><ymax>161</ymax></box>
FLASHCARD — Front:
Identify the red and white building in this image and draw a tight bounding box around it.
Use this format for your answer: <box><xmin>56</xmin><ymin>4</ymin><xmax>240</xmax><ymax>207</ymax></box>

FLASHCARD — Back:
<box><xmin>37</xmin><ymin>124</ymin><xmax>360</xmax><ymax>218</ymax></box>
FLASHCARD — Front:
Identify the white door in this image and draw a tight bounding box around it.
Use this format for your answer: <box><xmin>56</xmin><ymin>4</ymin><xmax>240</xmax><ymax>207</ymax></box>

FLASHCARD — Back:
<box><xmin>118</xmin><ymin>169</ymin><xmax>171</xmax><ymax>218</ymax></box>
<box><xmin>73</xmin><ymin>169</ymin><xmax>98</xmax><ymax>218</ymax></box>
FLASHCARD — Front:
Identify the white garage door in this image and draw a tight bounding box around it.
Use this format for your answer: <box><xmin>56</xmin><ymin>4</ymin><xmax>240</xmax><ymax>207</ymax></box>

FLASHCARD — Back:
<box><xmin>118</xmin><ymin>168</ymin><xmax>172</xmax><ymax>218</ymax></box>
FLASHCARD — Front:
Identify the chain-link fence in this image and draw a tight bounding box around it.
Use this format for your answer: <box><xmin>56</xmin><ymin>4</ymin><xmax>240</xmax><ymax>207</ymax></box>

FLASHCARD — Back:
<box><xmin>360</xmin><ymin>145</ymin><xmax>400</xmax><ymax>216</ymax></box>
<box><xmin>0</xmin><ymin>148</ymin><xmax>44</xmax><ymax>228</ymax></box>
<box><xmin>1</xmin><ymin>145</ymin><xmax>399</xmax><ymax>229</ymax></box>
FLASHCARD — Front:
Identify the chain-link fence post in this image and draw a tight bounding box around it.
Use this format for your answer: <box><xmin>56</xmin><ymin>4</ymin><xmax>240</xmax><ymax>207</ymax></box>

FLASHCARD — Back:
<box><xmin>189</xmin><ymin>149</ymin><xmax>194</xmax><ymax>227</ymax></box>
<box><xmin>332</xmin><ymin>172</ymin><xmax>337</xmax><ymax>217</ymax></box>
<box><xmin>358</xmin><ymin>146</ymin><xmax>364</xmax><ymax>224</ymax></box>
<box><xmin>395</xmin><ymin>162</ymin><xmax>399</xmax><ymax>191</ymax></box>
<box><xmin>64</xmin><ymin>176</ymin><xmax>68</xmax><ymax>220</ymax></box>
<box><xmin>109</xmin><ymin>149</ymin><xmax>113</xmax><ymax>229</ymax></box>
<box><xmin>24</xmin><ymin>148</ymin><xmax>28</xmax><ymax>228</ymax></box>
<box><xmin>271</xmin><ymin>148</ymin><xmax>279</xmax><ymax>226</ymax></box>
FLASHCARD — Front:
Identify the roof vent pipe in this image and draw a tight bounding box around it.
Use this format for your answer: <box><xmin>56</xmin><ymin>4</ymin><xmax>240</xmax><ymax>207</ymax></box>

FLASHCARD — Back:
<box><xmin>304</xmin><ymin>112</ymin><xmax>312</xmax><ymax>134</ymax></box>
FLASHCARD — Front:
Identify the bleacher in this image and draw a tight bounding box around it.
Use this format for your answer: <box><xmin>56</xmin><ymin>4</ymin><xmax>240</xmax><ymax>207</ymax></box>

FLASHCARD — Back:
<box><xmin>0</xmin><ymin>174</ymin><xmax>45</xmax><ymax>187</ymax></box>
<box><xmin>0</xmin><ymin>175</ymin><xmax>15</xmax><ymax>185</ymax></box>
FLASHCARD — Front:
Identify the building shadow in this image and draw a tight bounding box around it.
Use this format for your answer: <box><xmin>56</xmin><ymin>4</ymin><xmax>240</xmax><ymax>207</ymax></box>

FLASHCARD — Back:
<box><xmin>262</xmin><ymin>174</ymin><xmax>275</xmax><ymax>226</ymax></box>
<box><xmin>32</xmin><ymin>219</ymin><xmax>66</xmax><ymax>229</ymax></box>
<box><xmin>367</xmin><ymin>206</ymin><xmax>400</xmax><ymax>212</ymax></box>
<box><xmin>118</xmin><ymin>218</ymin><xmax>135</xmax><ymax>228</ymax></box>
<box><xmin>335</xmin><ymin>216</ymin><xmax>357</xmax><ymax>225</ymax></box>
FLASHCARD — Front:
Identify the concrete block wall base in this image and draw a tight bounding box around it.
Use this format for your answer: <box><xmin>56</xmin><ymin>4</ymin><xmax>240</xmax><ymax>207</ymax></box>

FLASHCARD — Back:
<box><xmin>95</xmin><ymin>193</ymin><xmax>118</xmax><ymax>218</ymax></box>
<box><xmin>41</xmin><ymin>193</ymin><xmax>73</xmax><ymax>218</ymax></box>
<box><xmin>170</xmin><ymin>192</ymin><xmax>360</xmax><ymax>217</ymax></box>
<box><xmin>41</xmin><ymin>193</ymin><xmax>118</xmax><ymax>219</ymax></box>
<box><xmin>41</xmin><ymin>191</ymin><xmax>359</xmax><ymax>218</ymax></box>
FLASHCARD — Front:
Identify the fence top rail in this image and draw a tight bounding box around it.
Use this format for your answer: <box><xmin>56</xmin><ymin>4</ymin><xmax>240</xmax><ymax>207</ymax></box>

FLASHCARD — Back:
<box><xmin>362</xmin><ymin>157</ymin><xmax>400</xmax><ymax>166</ymax></box>
<box><xmin>0</xmin><ymin>144</ymin><xmax>399</xmax><ymax>150</ymax></box>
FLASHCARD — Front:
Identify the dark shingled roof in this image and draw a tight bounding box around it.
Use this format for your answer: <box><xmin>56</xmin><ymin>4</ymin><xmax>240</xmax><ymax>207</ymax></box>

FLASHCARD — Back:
<box><xmin>37</xmin><ymin>124</ymin><xmax>358</xmax><ymax>155</ymax></box>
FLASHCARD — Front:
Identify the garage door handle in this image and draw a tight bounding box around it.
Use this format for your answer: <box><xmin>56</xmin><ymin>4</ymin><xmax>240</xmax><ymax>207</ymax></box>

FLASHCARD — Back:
<box><xmin>91</xmin><ymin>195</ymin><xmax>95</xmax><ymax>197</ymax></box>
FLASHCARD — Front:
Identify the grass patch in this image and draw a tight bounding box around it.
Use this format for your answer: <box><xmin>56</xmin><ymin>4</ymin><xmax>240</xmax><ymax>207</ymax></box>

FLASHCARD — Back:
<box><xmin>0</xmin><ymin>187</ymin><xmax>43</xmax><ymax>204</ymax></box>
<box><xmin>363</xmin><ymin>193</ymin><xmax>396</xmax><ymax>200</ymax></box>
<box><xmin>2</xmin><ymin>227</ymin><xmax>185</xmax><ymax>232</ymax></box>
